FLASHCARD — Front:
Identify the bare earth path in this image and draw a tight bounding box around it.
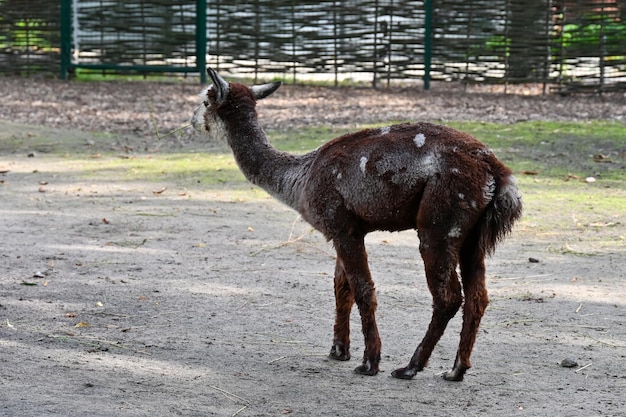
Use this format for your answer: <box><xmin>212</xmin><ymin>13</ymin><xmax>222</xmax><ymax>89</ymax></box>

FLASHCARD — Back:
<box><xmin>1</xmin><ymin>78</ymin><xmax>625</xmax><ymax>416</ymax></box>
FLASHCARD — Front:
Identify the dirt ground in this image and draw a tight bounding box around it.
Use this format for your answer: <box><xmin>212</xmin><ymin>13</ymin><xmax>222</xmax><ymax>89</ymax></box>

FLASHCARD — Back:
<box><xmin>1</xmin><ymin>78</ymin><xmax>625</xmax><ymax>417</ymax></box>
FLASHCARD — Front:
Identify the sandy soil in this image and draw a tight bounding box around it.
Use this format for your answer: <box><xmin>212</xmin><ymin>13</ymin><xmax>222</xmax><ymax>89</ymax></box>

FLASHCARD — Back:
<box><xmin>1</xmin><ymin>78</ymin><xmax>625</xmax><ymax>416</ymax></box>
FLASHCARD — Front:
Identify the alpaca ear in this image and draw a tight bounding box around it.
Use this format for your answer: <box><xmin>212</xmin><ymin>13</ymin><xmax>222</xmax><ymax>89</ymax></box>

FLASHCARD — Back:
<box><xmin>251</xmin><ymin>81</ymin><xmax>282</xmax><ymax>100</ymax></box>
<box><xmin>206</xmin><ymin>67</ymin><xmax>230</xmax><ymax>105</ymax></box>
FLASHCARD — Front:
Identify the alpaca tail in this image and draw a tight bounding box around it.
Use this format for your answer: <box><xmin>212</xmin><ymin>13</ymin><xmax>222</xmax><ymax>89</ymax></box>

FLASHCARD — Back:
<box><xmin>479</xmin><ymin>173</ymin><xmax>523</xmax><ymax>256</ymax></box>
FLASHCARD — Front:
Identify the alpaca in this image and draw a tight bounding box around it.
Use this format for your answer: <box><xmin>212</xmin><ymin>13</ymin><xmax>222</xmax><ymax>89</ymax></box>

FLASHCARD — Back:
<box><xmin>191</xmin><ymin>68</ymin><xmax>522</xmax><ymax>380</ymax></box>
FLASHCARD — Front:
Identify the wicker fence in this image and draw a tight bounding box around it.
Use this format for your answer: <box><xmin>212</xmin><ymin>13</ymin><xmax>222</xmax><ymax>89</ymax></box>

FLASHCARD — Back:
<box><xmin>1</xmin><ymin>0</ymin><xmax>625</xmax><ymax>92</ymax></box>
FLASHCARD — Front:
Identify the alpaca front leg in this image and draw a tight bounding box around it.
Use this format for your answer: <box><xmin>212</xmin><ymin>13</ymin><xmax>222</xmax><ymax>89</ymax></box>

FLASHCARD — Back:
<box><xmin>353</xmin><ymin>296</ymin><xmax>381</xmax><ymax>376</ymax></box>
<box><xmin>330</xmin><ymin>258</ymin><xmax>354</xmax><ymax>361</ymax></box>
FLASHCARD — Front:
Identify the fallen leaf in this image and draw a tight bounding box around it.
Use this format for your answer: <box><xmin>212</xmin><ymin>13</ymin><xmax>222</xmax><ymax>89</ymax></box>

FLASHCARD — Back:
<box><xmin>75</xmin><ymin>321</ymin><xmax>90</xmax><ymax>328</ymax></box>
<box><xmin>522</xmin><ymin>170</ymin><xmax>538</xmax><ymax>175</ymax></box>
<box><xmin>152</xmin><ymin>187</ymin><xmax>167</xmax><ymax>195</ymax></box>
<box><xmin>38</xmin><ymin>186</ymin><xmax>46</xmax><ymax>193</ymax></box>
<box><xmin>66</xmin><ymin>312</ymin><xmax>77</xmax><ymax>318</ymax></box>
<box><xmin>593</xmin><ymin>154</ymin><xmax>612</xmax><ymax>163</ymax></box>
<box><xmin>102</xmin><ymin>218</ymin><xmax>110</xmax><ymax>224</ymax></box>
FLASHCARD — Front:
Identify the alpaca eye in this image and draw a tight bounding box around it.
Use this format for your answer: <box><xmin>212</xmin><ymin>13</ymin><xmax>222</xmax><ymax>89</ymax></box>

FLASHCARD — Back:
<box><xmin>203</xmin><ymin>100</ymin><xmax>209</xmax><ymax>107</ymax></box>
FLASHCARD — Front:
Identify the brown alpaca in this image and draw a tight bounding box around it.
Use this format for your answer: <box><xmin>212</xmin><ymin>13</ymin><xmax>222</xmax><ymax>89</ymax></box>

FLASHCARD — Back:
<box><xmin>191</xmin><ymin>68</ymin><xmax>522</xmax><ymax>381</ymax></box>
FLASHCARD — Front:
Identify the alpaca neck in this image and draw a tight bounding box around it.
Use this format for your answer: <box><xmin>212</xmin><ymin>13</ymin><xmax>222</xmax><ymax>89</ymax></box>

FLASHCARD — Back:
<box><xmin>226</xmin><ymin>119</ymin><xmax>312</xmax><ymax>210</ymax></box>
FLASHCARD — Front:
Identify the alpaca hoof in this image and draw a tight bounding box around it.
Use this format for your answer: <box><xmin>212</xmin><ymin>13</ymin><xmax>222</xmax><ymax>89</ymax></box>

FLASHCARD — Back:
<box><xmin>391</xmin><ymin>366</ymin><xmax>418</xmax><ymax>380</ymax></box>
<box><xmin>329</xmin><ymin>343</ymin><xmax>351</xmax><ymax>361</ymax></box>
<box><xmin>442</xmin><ymin>367</ymin><xmax>466</xmax><ymax>381</ymax></box>
<box><xmin>354</xmin><ymin>359</ymin><xmax>379</xmax><ymax>376</ymax></box>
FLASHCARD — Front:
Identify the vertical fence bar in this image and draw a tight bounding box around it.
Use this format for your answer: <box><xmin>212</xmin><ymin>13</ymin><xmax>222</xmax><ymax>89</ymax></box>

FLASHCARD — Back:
<box><xmin>464</xmin><ymin>2</ymin><xmax>474</xmax><ymax>92</ymax></box>
<box><xmin>557</xmin><ymin>2</ymin><xmax>565</xmax><ymax>91</ymax></box>
<box><xmin>333</xmin><ymin>1</ymin><xmax>339</xmax><ymax>87</ymax></box>
<box><xmin>598</xmin><ymin>3</ymin><xmax>606</xmax><ymax>94</ymax></box>
<box><xmin>254</xmin><ymin>0</ymin><xmax>260</xmax><ymax>83</ymax></box>
<box><xmin>386</xmin><ymin>0</ymin><xmax>394</xmax><ymax>87</ymax></box>
<box><xmin>196</xmin><ymin>0</ymin><xmax>207</xmax><ymax>83</ymax></box>
<box><xmin>542</xmin><ymin>0</ymin><xmax>552</xmax><ymax>94</ymax></box>
<box><xmin>503</xmin><ymin>0</ymin><xmax>510</xmax><ymax>94</ymax></box>
<box><xmin>423</xmin><ymin>0</ymin><xmax>432</xmax><ymax>90</ymax></box>
<box><xmin>291</xmin><ymin>1</ymin><xmax>297</xmax><ymax>84</ymax></box>
<box><xmin>60</xmin><ymin>0</ymin><xmax>72</xmax><ymax>80</ymax></box>
<box><xmin>373</xmin><ymin>0</ymin><xmax>379</xmax><ymax>88</ymax></box>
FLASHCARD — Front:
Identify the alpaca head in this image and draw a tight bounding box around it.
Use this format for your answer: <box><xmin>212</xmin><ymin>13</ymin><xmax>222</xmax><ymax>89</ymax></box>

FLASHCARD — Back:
<box><xmin>191</xmin><ymin>68</ymin><xmax>282</xmax><ymax>143</ymax></box>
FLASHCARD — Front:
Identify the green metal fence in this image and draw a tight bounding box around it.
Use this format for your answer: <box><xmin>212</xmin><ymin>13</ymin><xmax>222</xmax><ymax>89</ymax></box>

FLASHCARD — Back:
<box><xmin>59</xmin><ymin>0</ymin><xmax>207</xmax><ymax>82</ymax></box>
<box><xmin>0</xmin><ymin>0</ymin><xmax>624</xmax><ymax>92</ymax></box>
<box><xmin>0</xmin><ymin>0</ymin><xmax>61</xmax><ymax>76</ymax></box>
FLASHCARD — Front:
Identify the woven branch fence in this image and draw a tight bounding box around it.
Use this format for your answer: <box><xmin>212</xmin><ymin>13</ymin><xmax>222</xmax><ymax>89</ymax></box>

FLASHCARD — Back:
<box><xmin>1</xmin><ymin>0</ymin><xmax>625</xmax><ymax>93</ymax></box>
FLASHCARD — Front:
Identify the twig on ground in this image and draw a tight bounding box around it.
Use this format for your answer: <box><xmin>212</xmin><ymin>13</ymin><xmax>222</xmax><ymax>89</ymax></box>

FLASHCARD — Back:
<box><xmin>232</xmin><ymin>405</ymin><xmax>248</xmax><ymax>417</ymax></box>
<box><xmin>575</xmin><ymin>362</ymin><xmax>592</xmax><ymax>373</ymax></box>
<box><xmin>268</xmin><ymin>353</ymin><xmax>328</xmax><ymax>364</ymax></box>
<box><xmin>491</xmin><ymin>273</ymin><xmax>554</xmax><ymax>281</ymax></box>
<box><xmin>209</xmin><ymin>385</ymin><xmax>250</xmax><ymax>405</ymax></box>
<box><xmin>267</xmin><ymin>356</ymin><xmax>288</xmax><ymax>364</ymax></box>
<box><xmin>584</xmin><ymin>334</ymin><xmax>625</xmax><ymax>348</ymax></box>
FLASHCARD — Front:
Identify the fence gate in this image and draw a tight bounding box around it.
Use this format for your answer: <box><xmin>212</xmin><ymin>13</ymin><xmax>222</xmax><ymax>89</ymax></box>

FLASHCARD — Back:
<box><xmin>60</xmin><ymin>0</ymin><xmax>207</xmax><ymax>82</ymax></box>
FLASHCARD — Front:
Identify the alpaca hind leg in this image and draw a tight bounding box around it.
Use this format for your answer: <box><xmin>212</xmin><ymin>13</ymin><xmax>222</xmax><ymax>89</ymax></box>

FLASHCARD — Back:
<box><xmin>330</xmin><ymin>257</ymin><xmax>354</xmax><ymax>361</ymax></box>
<box><xmin>443</xmin><ymin>238</ymin><xmax>489</xmax><ymax>381</ymax></box>
<box><xmin>392</xmin><ymin>239</ymin><xmax>463</xmax><ymax>380</ymax></box>
<box><xmin>333</xmin><ymin>236</ymin><xmax>381</xmax><ymax>376</ymax></box>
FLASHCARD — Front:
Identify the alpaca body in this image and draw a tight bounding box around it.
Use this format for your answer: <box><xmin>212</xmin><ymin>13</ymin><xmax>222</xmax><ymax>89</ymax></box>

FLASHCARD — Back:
<box><xmin>298</xmin><ymin>122</ymin><xmax>508</xmax><ymax>241</ymax></box>
<box><xmin>192</xmin><ymin>69</ymin><xmax>522</xmax><ymax>380</ymax></box>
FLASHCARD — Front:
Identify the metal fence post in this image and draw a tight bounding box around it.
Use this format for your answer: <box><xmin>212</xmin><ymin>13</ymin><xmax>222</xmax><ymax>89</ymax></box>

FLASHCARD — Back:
<box><xmin>60</xmin><ymin>0</ymin><xmax>72</xmax><ymax>80</ymax></box>
<box><xmin>196</xmin><ymin>0</ymin><xmax>207</xmax><ymax>83</ymax></box>
<box><xmin>424</xmin><ymin>0</ymin><xmax>432</xmax><ymax>90</ymax></box>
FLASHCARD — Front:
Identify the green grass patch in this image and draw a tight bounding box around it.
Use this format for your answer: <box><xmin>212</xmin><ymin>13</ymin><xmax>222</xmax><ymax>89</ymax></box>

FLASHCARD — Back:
<box><xmin>77</xmin><ymin>153</ymin><xmax>247</xmax><ymax>187</ymax></box>
<box><xmin>446</xmin><ymin>120</ymin><xmax>626</xmax><ymax>181</ymax></box>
